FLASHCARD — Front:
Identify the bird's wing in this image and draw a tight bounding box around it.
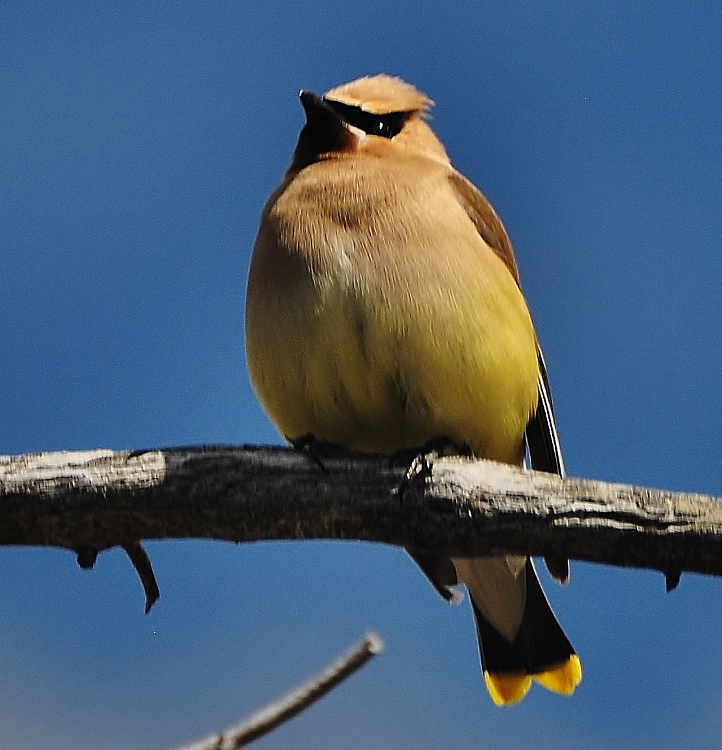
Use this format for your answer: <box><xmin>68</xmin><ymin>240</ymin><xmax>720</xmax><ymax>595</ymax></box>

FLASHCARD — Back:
<box><xmin>448</xmin><ymin>171</ymin><xmax>522</xmax><ymax>285</ymax></box>
<box><xmin>448</xmin><ymin>169</ymin><xmax>565</xmax><ymax>477</ymax></box>
<box><xmin>525</xmin><ymin>346</ymin><xmax>566</xmax><ymax>477</ymax></box>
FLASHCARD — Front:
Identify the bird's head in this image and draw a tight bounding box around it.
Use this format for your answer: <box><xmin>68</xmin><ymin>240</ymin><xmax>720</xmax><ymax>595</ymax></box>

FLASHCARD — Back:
<box><xmin>291</xmin><ymin>74</ymin><xmax>449</xmax><ymax>169</ymax></box>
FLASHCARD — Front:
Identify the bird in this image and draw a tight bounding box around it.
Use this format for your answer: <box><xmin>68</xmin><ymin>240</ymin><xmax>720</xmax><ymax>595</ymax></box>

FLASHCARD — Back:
<box><xmin>245</xmin><ymin>74</ymin><xmax>582</xmax><ymax>705</ymax></box>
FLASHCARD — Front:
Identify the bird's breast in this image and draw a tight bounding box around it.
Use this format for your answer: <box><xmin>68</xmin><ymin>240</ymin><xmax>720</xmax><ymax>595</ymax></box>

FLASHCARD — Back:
<box><xmin>245</xmin><ymin>159</ymin><xmax>539</xmax><ymax>462</ymax></box>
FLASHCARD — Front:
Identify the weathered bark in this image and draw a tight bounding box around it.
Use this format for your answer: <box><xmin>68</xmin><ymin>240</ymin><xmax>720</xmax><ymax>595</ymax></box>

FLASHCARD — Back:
<box><xmin>2</xmin><ymin>445</ymin><xmax>721</xmax><ymax>585</ymax></box>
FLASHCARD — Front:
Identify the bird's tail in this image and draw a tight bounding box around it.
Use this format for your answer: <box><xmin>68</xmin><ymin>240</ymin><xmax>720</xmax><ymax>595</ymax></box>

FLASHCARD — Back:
<box><xmin>465</xmin><ymin>557</ymin><xmax>582</xmax><ymax>705</ymax></box>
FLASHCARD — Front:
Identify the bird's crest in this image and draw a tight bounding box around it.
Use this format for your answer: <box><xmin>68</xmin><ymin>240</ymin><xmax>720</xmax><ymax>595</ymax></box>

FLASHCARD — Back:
<box><xmin>325</xmin><ymin>74</ymin><xmax>433</xmax><ymax>117</ymax></box>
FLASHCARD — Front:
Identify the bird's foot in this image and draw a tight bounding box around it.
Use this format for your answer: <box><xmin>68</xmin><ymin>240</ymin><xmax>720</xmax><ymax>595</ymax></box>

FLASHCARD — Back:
<box><xmin>390</xmin><ymin>436</ymin><xmax>473</xmax><ymax>469</ymax></box>
<box><xmin>394</xmin><ymin>436</ymin><xmax>473</xmax><ymax>504</ymax></box>
<box><xmin>289</xmin><ymin>433</ymin><xmax>348</xmax><ymax>472</ymax></box>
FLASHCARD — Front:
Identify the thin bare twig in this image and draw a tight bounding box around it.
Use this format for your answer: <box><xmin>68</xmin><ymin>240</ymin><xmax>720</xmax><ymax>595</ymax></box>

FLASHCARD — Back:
<box><xmin>121</xmin><ymin>542</ymin><xmax>160</xmax><ymax>613</ymax></box>
<box><xmin>175</xmin><ymin>632</ymin><xmax>384</xmax><ymax>750</ymax></box>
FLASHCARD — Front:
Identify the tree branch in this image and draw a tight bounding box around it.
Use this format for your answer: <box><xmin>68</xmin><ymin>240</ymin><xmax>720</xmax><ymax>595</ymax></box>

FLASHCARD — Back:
<box><xmin>176</xmin><ymin>632</ymin><xmax>384</xmax><ymax>750</ymax></box>
<box><xmin>2</xmin><ymin>445</ymin><xmax>722</xmax><ymax>589</ymax></box>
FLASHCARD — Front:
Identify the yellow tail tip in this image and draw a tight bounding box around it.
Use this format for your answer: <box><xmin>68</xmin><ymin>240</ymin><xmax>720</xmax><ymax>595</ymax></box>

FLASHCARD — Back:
<box><xmin>484</xmin><ymin>672</ymin><xmax>532</xmax><ymax>706</ymax></box>
<box><xmin>534</xmin><ymin>654</ymin><xmax>583</xmax><ymax>695</ymax></box>
<box><xmin>484</xmin><ymin>655</ymin><xmax>582</xmax><ymax>706</ymax></box>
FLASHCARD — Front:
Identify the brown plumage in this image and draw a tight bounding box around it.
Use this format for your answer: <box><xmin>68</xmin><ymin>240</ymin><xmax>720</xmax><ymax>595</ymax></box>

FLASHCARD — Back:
<box><xmin>245</xmin><ymin>74</ymin><xmax>581</xmax><ymax>704</ymax></box>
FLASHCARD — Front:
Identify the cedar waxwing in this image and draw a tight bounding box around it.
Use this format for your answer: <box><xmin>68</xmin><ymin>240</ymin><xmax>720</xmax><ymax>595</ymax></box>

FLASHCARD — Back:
<box><xmin>245</xmin><ymin>74</ymin><xmax>582</xmax><ymax>705</ymax></box>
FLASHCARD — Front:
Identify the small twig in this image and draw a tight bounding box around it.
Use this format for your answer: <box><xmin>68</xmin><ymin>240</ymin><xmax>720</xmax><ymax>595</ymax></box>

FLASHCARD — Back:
<box><xmin>175</xmin><ymin>632</ymin><xmax>384</xmax><ymax>750</ymax></box>
<box><xmin>75</xmin><ymin>546</ymin><xmax>99</xmax><ymax>569</ymax></box>
<box><xmin>121</xmin><ymin>542</ymin><xmax>160</xmax><ymax>613</ymax></box>
<box><xmin>665</xmin><ymin>565</ymin><xmax>682</xmax><ymax>592</ymax></box>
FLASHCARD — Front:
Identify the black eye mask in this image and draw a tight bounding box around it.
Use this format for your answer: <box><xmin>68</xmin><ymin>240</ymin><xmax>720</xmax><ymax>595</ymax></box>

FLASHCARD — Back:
<box><xmin>323</xmin><ymin>98</ymin><xmax>414</xmax><ymax>139</ymax></box>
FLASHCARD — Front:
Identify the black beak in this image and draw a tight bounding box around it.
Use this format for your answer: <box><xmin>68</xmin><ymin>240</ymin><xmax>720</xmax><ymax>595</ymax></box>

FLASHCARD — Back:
<box><xmin>299</xmin><ymin>90</ymin><xmax>345</xmax><ymax>127</ymax></box>
<box><xmin>292</xmin><ymin>89</ymin><xmax>355</xmax><ymax>167</ymax></box>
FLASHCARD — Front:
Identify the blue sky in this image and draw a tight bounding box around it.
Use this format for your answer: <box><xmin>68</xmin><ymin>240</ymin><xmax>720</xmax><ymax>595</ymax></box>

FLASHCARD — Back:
<box><xmin>2</xmin><ymin>1</ymin><xmax>722</xmax><ymax>748</ymax></box>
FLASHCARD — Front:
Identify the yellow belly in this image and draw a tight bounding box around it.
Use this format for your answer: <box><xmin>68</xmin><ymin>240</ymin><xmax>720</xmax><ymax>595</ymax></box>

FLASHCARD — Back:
<box><xmin>246</xmin><ymin>256</ymin><xmax>538</xmax><ymax>463</ymax></box>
